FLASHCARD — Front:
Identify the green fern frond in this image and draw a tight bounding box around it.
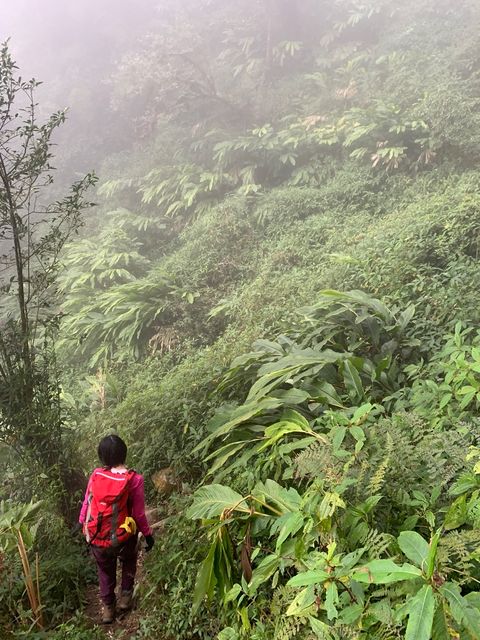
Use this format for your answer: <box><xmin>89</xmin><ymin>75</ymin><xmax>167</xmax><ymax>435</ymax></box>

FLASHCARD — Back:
<box><xmin>367</xmin><ymin>432</ymin><xmax>393</xmax><ymax>496</ymax></box>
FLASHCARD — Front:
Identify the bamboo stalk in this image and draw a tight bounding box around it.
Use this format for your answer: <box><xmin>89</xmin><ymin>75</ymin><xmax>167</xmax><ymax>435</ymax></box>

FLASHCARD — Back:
<box><xmin>16</xmin><ymin>530</ymin><xmax>44</xmax><ymax>629</ymax></box>
<box><xmin>35</xmin><ymin>553</ymin><xmax>42</xmax><ymax>621</ymax></box>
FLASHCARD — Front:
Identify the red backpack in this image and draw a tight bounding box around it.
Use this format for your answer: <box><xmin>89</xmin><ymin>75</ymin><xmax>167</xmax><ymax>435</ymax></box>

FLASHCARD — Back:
<box><xmin>83</xmin><ymin>468</ymin><xmax>136</xmax><ymax>548</ymax></box>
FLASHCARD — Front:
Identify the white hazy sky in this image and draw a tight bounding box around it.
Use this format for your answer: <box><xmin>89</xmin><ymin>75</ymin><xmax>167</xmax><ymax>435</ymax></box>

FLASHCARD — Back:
<box><xmin>1</xmin><ymin>0</ymin><xmax>160</xmax><ymax>81</ymax></box>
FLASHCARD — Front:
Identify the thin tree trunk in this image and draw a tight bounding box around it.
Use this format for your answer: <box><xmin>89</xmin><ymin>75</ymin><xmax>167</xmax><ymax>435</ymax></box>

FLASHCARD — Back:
<box><xmin>0</xmin><ymin>153</ymin><xmax>33</xmax><ymax>413</ymax></box>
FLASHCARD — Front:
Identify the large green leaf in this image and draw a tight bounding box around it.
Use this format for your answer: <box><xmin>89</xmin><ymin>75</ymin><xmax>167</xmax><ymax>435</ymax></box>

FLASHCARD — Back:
<box><xmin>205</xmin><ymin>441</ymin><xmax>250</xmax><ymax>477</ymax></box>
<box><xmin>213</xmin><ymin>441</ymin><xmax>265</xmax><ymax>483</ymax></box>
<box><xmin>254</xmin><ymin>479</ymin><xmax>302</xmax><ymax>513</ymax></box>
<box><xmin>351</xmin><ymin>559</ymin><xmax>422</xmax><ymax>584</ymax></box>
<box><xmin>443</xmin><ymin>494</ymin><xmax>468</xmax><ymax>531</ymax></box>
<box><xmin>463</xmin><ymin>607</ymin><xmax>480</xmax><ymax>637</ymax></box>
<box><xmin>246</xmin><ymin>365</ymin><xmax>300</xmax><ymax>402</ymax></box>
<box><xmin>432</xmin><ymin>604</ymin><xmax>450</xmax><ymax>640</ymax></box>
<box><xmin>187</xmin><ymin>485</ymin><xmax>248</xmax><ymax>519</ymax></box>
<box><xmin>316</xmin><ymin>289</ymin><xmax>396</xmax><ymax>325</ymax></box>
<box><xmin>310</xmin><ymin>381</ymin><xmax>344</xmax><ymax>408</ymax></box>
<box><xmin>439</xmin><ymin>582</ymin><xmax>464</xmax><ymax>621</ymax></box>
<box><xmin>343</xmin><ymin>360</ymin><xmax>364</xmax><ymax>400</ymax></box>
<box><xmin>259</xmin><ymin>419</ymin><xmax>313</xmax><ymax>451</ymax></box>
<box><xmin>193</xmin><ymin>538</ymin><xmax>217</xmax><ymax>612</ymax></box>
<box><xmin>0</xmin><ymin>500</ymin><xmax>43</xmax><ymax>531</ymax></box>
<box><xmin>248</xmin><ymin>350</ymin><xmax>344</xmax><ymax>401</ymax></box>
<box><xmin>337</xmin><ymin>603</ymin><xmax>363</xmax><ymax>625</ymax></box>
<box><xmin>272</xmin><ymin>511</ymin><xmax>305</xmax><ymax>551</ymax></box>
<box><xmin>287</xmin><ymin>570</ymin><xmax>330</xmax><ymax>587</ymax></box>
<box><xmin>270</xmin><ymin>388</ymin><xmax>311</xmax><ymax>404</ymax></box>
<box><xmin>405</xmin><ymin>585</ymin><xmax>435</xmax><ymax>640</ymax></box>
<box><xmin>426</xmin><ymin>530</ymin><xmax>441</xmax><ymax>580</ymax></box>
<box><xmin>325</xmin><ymin>582</ymin><xmax>339</xmax><ymax>620</ymax></box>
<box><xmin>440</xmin><ymin>582</ymin><xmax>480</xmax><ymax>637</ymax></box>
<box><xmin>398</xmin><ymin>530</ymin><xmax>430</xmax><ymax>569</ymax></box>
<box><xmin>308</xmin><ymin>616</ymin><xmax>334</xmax><ymax>639</ymax></box>
<box><xmin>248</xmin><ymin>554</ymin><xmax>281</xmax><ymax>593</ymax></box>
<box><xmin>398</xmin><ymin>304</ymin><xmax>416</xmax><ymax>332</ymax></box>
<box><xmin>192</xmin><ymin>398</ymin><xmax>283</xmax><ymax>453</ymax></box>
<box><xmin>286</xmin><ymin>585</ymin><xmax>316</xmax><ymax>616</ymax></box>
<box><xmin>280</xmin><ymin>409</ymin><xmax>311</xmax><ymax>429</ymax></box>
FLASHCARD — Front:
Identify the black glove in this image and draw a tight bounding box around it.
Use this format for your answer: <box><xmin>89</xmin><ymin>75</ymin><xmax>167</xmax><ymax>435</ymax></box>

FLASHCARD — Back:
<box><xmin>145</xmin><ymin>534</ymin><xmax>155</xmax><ymax>552</ymax></box>
<box><xmin>70</xmin><ymin>522</ymin><xmax>82</xmax><ymax>536</ymax></box>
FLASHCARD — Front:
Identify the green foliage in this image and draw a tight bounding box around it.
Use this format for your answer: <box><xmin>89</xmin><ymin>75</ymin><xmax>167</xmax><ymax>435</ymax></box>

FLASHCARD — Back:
<box><xmin>138</xmin><ymin>498</ymin><xmax>227</xmax><ymax>640</ymax></box>
<box><xmin>12</xmin><ymin>0</ymin><xmax>480</xmax><ymax>637</ymax></box>
<box><xmin>406</xmin><ymin>323</ymin><xmax>480</xmax><ymax>424</ymax></box>
<box><xmin>0</xmin><ymin>499</ymin><xmax>95</xmax><ymax>634</ymax></box>
<box><xmin>59</xmin><ymin>227</ymin><xmax>151</xmax><ymax>292</ymax></box>
<box><xmin>60</xmin><ymin>269</ymin><xmax>181</xmax><ymax>366</ymax></box>
<box><xmin>183</xmin><ymin>288</ymin><xmax>480</xmax><ymax>638</ymax></box>
<box><xmin>0</xmin><ymin>499</ymin><xmax>43</xmax><ymax>627</ymax></box>
<box><xmin>194</xmin><ymin>290</ymin><xmax>416</xmax><ymax>480</ymax></box>
<box><xmin>189</xmin><ymin>402</ymin><xmax>480</xmax><ymax>638</ymax></box>
<box><xmin>36</xmin><ymin>615</ymin><xmax>103</xmax><ymax>639</ymax></box>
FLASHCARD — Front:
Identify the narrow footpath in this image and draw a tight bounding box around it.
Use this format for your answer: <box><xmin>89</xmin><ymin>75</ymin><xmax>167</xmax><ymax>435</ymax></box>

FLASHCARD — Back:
<box><xmin>83</xmin><ymin>545</ymin><xmax>146</xmax><ymax>638</ymax></box>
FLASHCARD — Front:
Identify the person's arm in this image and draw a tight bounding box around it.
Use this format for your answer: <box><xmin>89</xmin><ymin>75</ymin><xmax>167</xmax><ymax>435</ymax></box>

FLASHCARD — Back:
<box><xmin>129</xmin><ymin>473</ymin><xmax>152</xmax><ymax>537</ymax></box>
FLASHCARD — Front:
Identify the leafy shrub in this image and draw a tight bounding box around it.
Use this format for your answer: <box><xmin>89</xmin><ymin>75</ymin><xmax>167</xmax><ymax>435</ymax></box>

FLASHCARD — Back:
<box><xmin>189</xmin><ymin>410</ymin><xmax>480</xmax><ymax>639</ymax></box>
<box><xmin>415</xmin><ymin>77</ymin><xmax>480</xmax><ymax>162</ymax></box>
<box><xmin>406</xmin><ymin>322</ymin><xmax>480</xmax><ymax>425</ymax></box>
<box><xmin>253</xmin><ymin>187</ymin><xmax>328</xmax><ymax>228</ymax></box>
<box><xmin>42</xmin><ymin>615</ymin><xmax>103</xmax><ymax>640</ymax></box>
<box><xmin>138</xmin><ymin>497</ymin><xmax>230</xmax><ymax>640</ymax></box>
<box><xmin>184</xmin><ymin>285</ymin><xmax>480</xmax><ymax>639</ymax></box>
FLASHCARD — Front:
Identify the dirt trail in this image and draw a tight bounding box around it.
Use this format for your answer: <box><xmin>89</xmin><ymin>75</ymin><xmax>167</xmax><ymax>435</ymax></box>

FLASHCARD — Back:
<box><xmin>83</xmin><ymin>544</ymin><xmax>146</xmax><ymax>638</ymax></box>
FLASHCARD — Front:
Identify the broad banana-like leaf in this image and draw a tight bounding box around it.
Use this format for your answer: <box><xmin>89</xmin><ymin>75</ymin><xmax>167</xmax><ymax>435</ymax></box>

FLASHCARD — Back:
<box><xmin>269</xmin><ymin>388</ymin><xmax>311</xmax><ymax>404</ymax></box>
<box><xmin>253</xmin><ymin>479</ymin><xmax>301</xmax><ymax>513</ymax></box>
<box><xmin>248</xmin><ymin>350</ymin><xmax>344</xmax><ymax>401</ymax></box>
<box><xmin>343</xmin><ymin>360</ymin><xmax>364</xmax><ymax>400</ymax></box>
<box><xmin>204</xmin><ymin>441</ymin><xmax>251</xmax><ymax>477</ymax></box>
<box><xmin>317</xmin><ymin>290</ymin><xmax>396</xmax><ymax>325</ymax></box>
<box><xmin>187</xmin><ymin>485</ymin><xmax>248</xmax><ymax>519</ymax></box>
<box><xmin>192</xmin><ymin>398</ymin><xmax>283</xmax><ymax>453</ymax></box>
<box><xmin>259</xmin><ymin>413</ymin><xmax>318</xmax><ymax>451</ymax></box>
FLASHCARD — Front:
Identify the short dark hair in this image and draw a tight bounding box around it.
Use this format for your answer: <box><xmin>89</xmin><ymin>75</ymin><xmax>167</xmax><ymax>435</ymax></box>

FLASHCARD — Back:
<box><xmin>98</xmin><ymin>434</ymin><xmax>127</xmax><ymax>468</ymax></box>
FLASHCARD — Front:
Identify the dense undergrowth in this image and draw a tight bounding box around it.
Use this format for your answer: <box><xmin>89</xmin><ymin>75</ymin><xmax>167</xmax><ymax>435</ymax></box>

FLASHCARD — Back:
<box><xmin>3</xmin><ymin>0</ymin><xmax>480</xmax><ymax>638</ymax></box>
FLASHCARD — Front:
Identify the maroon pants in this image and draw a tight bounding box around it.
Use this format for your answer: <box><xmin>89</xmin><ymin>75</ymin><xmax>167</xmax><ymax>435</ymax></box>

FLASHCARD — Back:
<box><xmin>91</xmin><ymin>536</ymin><xmax>138</xmax><ymax>605</ymax></box>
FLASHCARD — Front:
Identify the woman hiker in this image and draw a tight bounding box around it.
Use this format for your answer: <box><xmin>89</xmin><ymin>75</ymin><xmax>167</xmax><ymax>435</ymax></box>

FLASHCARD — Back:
<box><xmin>79</xmin><ymin>434</ymin><xmax>154</xmax><ymax>624</ymax></box>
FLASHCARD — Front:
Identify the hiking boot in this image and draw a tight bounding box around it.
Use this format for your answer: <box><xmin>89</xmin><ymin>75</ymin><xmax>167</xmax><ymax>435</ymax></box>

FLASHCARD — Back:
<box><xmin>101</xmin><ymin>602</ymin><xmax>116</xmax><ymax>624</ymax></box>
<box><xmin>118</xmin><ymin>589</ymin><xmax>133</xmax><ymax>612</ymax></box>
